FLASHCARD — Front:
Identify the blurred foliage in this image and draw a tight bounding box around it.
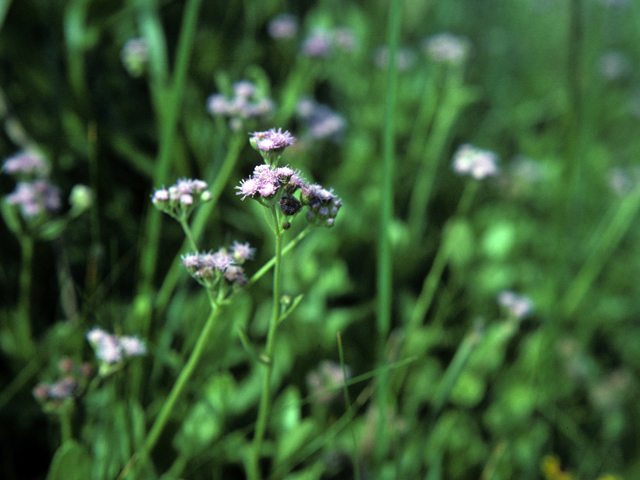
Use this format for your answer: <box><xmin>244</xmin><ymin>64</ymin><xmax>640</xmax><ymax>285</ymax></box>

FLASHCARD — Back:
<box><xmin>1</xmin><ymin>0</ymin><xmax>640</xmax><ymax>479</ymax></box>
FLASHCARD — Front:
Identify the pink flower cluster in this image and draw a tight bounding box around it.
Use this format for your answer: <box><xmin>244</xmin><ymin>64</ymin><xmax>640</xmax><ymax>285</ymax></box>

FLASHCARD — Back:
<box><xmin>2</xmin><ymin>151</ymin><xmax>49</xmax><ymax>176</ymax></box>
<box><xmin>497</xmin><ymin>291</ymin><xmax>533</xmax><ymax>320</ymax></box>
<box><xmin>421</xmin><ymin>32</ymin><xmax>470</xmax><ymax>65</ymax></box>
<box><xmin>236</xmin><ymin>164</ymin><xmax>302</xmax><ymax>200</ymax></box>
<box><xmin>182</xmin><ymin>241</ymin><xmax>255</xmax><ymax>287</ymax></box>
<box><xmin>3</xmin><ymin>151</ymin><xmax>61</xmax><ymax>219</ymax></box>
<box><xmin>32</xmin><ymin>357</ymin><xmax>93</xmax><ymax>404</ymax></box>
<box><xmin>239</xmin><ymin>129</ymin><xmax>342</xmax><ymax>228</ymax></box>
<box><xmin>86</xmin><ymin>328</ymin><xmax>147</xmax><ymax>365</ymax></box>
<box><xmin>6</xmin><ymin>179</ymin><xmax>61</xmax><ymax>218</ymax></box>
<box><xmin>206</xmin><ymin>80</ymin><xmax>275</xmax><ymax>131</ymax></box>
<box><xmin>452</xmin><ymin>144</ymin><xmax>499</xmax><ymax>179</ymax></box>
<box><xmin>152</xmin><ymin>178</ymin><xmax>210</xmax><ymax>217</ymax></box>
<box><xmin>296</xmin><ymin>97</ymin><xmax>346</xmax><ymax>143</ymax></box>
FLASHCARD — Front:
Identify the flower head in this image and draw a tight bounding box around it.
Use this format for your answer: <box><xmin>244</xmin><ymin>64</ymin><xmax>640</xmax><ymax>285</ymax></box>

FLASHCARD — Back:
<box><xmin>422</xmin><ymin>32</ymin><xmax>471</xmax><ymax>65</ymax></box>
<box><xmin>2</xmin><ymin>151</ymin><xmax>50</xmax><ymax>177</ymax></box>
<box><xmin>206</xmin><ymin>80</ymin><xmax>275</xmax><ymax>130</ymax></box>
<box><xmin>152</xmin><ymin>178</ymin><xmax>210</xmax><ymax>219</ymax></box>
<box><xmin>268</xmin><ymin>13</ymin><xmax>299</xmax><ymax>39</ymax></box>
<box><xmin>86</xmin><ymin>328</ymin><xmax>147</xmax><ymax>368</ymax></box>
<box><xmin>452</xmin><ymin>144</ymin><xmax>499</xmax><ymax>179</ymax></box>
<box><xmin>121</xmin><ymin>37</ymin><xmax>149</xmax><ymax>78</ymax></box>
<box><xmin>497</xmin><ymin>291</ymin><xmax>533</xmax><ymax>320</ymax></box>
<box><xmin>182</xmin><ymin>243</ymin><xmax>253</xmax><ymax>288</ymax></box>
<box><xmin>6</xmin><ymin>179</ymin><xmax>61</xmax><ymax>218</ymax></box>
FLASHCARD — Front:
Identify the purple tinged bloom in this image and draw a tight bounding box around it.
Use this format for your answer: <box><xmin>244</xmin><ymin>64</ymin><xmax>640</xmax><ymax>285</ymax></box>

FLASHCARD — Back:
<box><xmin>295</xmin><ymin>97</ymin><xmax>346</xmax><ymax>142</ymax></box>
<box><xmin>333</xmin><ymin>27</ymin><xmax>357</xmax><ymax>52</ymax></box>
<box><xmin>207</xmin><ymin>94</ymin><xmax>228</xmax><ymax>115</ymax></box>
<box><xmin>301</xmin><ymin>29</ymin><xmax>333</xmax><ymax>57</ymax></box>
<box><xmin>231</xmin><ymin>241</ymin><xmax>256</xmax><ymax>262</ymax></box>
<box><xmin>7</xmin><ymin>180</ymin><xmax>61</xmax><ymax>217</ymax></box>
<box><xmin>497</xmin><ymin>291</ymin><xmax>534</xmax><ymax>320</ymax></box>
<box><xmin>452</xmin><ymin>144</ymin><xmax>499</xmax><ymax>179</ymax></box>
<box><xmin>48</xmin><ymin>376</ymin><xmax>78</xmax><ymax>399</ymax></box>
<box><xmin>422</xmin><ymin>32</ymin><xmax>471</xmax><ymax>65</ymax></box>
<box><xmin>2</xmin><ymin>151</ymin><xmax>49</xmax><ymax>176</ymax></box>
<box><xmin>268</xmin><ymin>13</ymin><xmax>298</xmax><ymax>39</ymax></box>
<box><xmin>236</xmin><ymin>178</ymin><xmax>259</xmax><ymax>199</ymax></box>
<box><xmin>95</xmin><ymin>334</ymin><xmax>123</xmax><ymax>364</ymax></box>
<box><xmin>86</xmin><ymin>328</ymin><xmax>147</xmax><ymax>364</ymax></box>
<box><xmin>119</xmin><ymin>336</ymin><xmax>147</xmax><ymax>356</ymax></box>
<box><xmin>250</xmin><ymin>128</ymin><xmax>296</xmax><ymax>153</ymax></box>
<box><xmin>121</xmin><ymin>37</ymin><xmax>150</xmax><ymax>78</ymax></box>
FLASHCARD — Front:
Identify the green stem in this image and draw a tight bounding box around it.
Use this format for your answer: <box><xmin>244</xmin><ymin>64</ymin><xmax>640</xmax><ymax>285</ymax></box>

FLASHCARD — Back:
<box><xmin>408</xmin><ymin>238</ymin><xmax>450</xmax><ymax>331</ymax></box>
<box><xmin>248</xmin><ymin>207</ymin><xmax>284</xmax><ymax>480</ymax></box>
<box><xmin>561</xmin><ymin>184</ymin><xmax>640</xmax><ymax>318</ymax></box>
<box><xmin>179</xmin><ymin>218</ymin><xmax>198</xmax><ymax>252</ymax></box>
<box><xmin>155</xmin><ymin>132</ymin><xmax>244</xmax><ymax>314</ymax></box>
<box><xmin>17</xmin><ymin>235</ymin><xmax>35</xmax><ymax>356</ymax></box>
<box><xmin>376</xmin><ymin>0</ymin><xmax>403</xmax><ymax>462</ymax></box>
<box><xmin>60</xmin><ymin>407</ymin><xmax>73</xmax><ymax>443</ymax></box>
<box><xmin>431</xmin><ymin>320</ymin><xmax>484</xmax><ymax>414</ymax></box>
<box><xmin>133</xmin><ymin>0</ymin><xmax>203</xmax><ymax>334</ymax></box>
<box><xmin>119</xmin><ymin>304</ymin><xmax>220</xmax><ymax>479</ymax></box>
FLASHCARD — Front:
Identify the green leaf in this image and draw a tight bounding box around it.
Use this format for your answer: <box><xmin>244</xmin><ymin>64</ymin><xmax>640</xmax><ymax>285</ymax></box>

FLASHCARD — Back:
<box><xmin>46</xmin><ymin>440</ymin><xmax>92</xmax><ymax>480</ymax></box>
<box><xmin>274</xmin><ymin>419</ymin><xmax>318</xmax><ymax>465</ymax></box>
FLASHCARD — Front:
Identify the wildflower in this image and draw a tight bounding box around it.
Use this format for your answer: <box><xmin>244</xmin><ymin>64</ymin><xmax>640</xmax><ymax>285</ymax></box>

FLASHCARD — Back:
<box><xmin>6</xmin><ymin>179</ymin><xmax>61</xmax><ymax>218</ymax></box>
<box><xmin>86</xmin><ymin>328</ymin><xmax>147</xmax><ymax>367</ymax></box>
<box><xmin>231</xmin><ymin>241</ymin><xmax>256</xmax><ymax>262</ymax></box>
<box><xmin>422</xmin><ymin>32</ymin><xmax>470</xmax><ymax>65</ymax></box>
<box><xmin>300</xmin><ymin>183</ymin><xmax>342</xmax><ymax>228</ymax></box>
<box><xmin>249</xmin><ymin>128</ymin><xmax>296</xmax><ymax>165</ymax></box>
<box><xmin>268</xmin><ymin>13</ymin><xmax>298</xmax><ymax>39</ymax></box>
<box><xmin>306</xmin><ymin>360</ymin><xmax>351</xmax><ymax>404</ymax></box>
<box><xmin>206</xmin><ymin>80</ymin><xmax>275</xmax><ymax>130</ymax></box>
<box><xmin>452</xmin><ymin>144</ymin><xmax>499</xmax><ymax>179</ymax></box>
<box><xmin>152</xmin><ymin>178</ymin><xmax>210</xmax><ymax>219</ymax></box>
<box><xmin>373</xmin><ymin>46</ymin><xmax>416</xmax><ymax>71</ymax></box>
<box><xmin>333</xmin><ymin>27</ymin><xmax>357</xmax><ymax>53</ymax></box>
<box><xmin>48</xmin><ymin>376</ymin><xmax>78</xmax><ymax>400</ymax></box>
<box><xmin>301</xmin><ymin>29</ymin><xmax>333</xmax><ymax>57</ymax></box>
<box><xmin>182</xmin><ymin>243</ymin><xmax>253</xmax><ymax>287</ymax></box>
<box><xmin>598</xmin><ymin>51</ymin><xmax>631</xmax><ymax>81</ymax></box>
<box><xmin>296</xmin><ymin>97</ymin><xmax>346</xmax><ymax>143</ymax></box>
<box><xmin>497</xmin><ymin>291</ymin><xmax>533</xmax><ymax>320</ymax></box>
<box><xmin>2</xmin><ymin>151</ymin><xmax>49</xmax><ymax>177</ymax></box>
<box><xmin>121</xmin><ymin>37</ymin><xmax>149</xmax><ymax>78</ymax></box>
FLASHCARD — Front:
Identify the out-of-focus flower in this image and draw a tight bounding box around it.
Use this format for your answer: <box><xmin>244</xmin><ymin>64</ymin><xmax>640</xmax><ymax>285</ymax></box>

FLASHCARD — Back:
<box><xmin>300</xmin><ymin>183</ymin><xmax>342</xmax><ymax>228</ymax></box>
<box><xmin>452</xmin><ymin>144</ymin><xmax>499</xmax><ymax>179</ymax></box>
<box><xmin>231</xmin><ymin>241</ymin><xmax>256</xmax><ymax>262</ymax></box>
<box><xmin>373</xmin><ymin>46</ymin><xmax>416</xmax><ymax>71</ymax></box>
<box><xmin>206</xmin><ymin>80</ymin><xmax>275</xmax><ymax>131</ymax></box>
<box><xmin>497</xmin><ymin>291</ymin><xmax>533</xmax><ymax>320</ymax></box>
<box><xmin>86</xmin><ymin>328</ymin><xmax>146</xmax><ymax>368</ymax></box>
<box><xmin>152</xmin><ymin>178</ymin><xmax>210</xmax><ymax>219</ymax></box>
<box><xmin>121</xmin><ymin>37</ymin><xmax>150</xmax><ymax>78</ymax></box>
<box><xmin>422</xmin><ymin>32</ymin><xmax>471</xmax><ymax>65</ymax></box>
<box><xmin>2</xmin><ymin>151</ymin><xmax>49</xmax><ymax>177</ymax></box>
<box><xmin>598</xmin><ymin>51</ymin><xmax>631</xmax><ymax>81</ymax></box>
<box><xmin>306</xmin><ymin>360</ymin><xmax>351</xmax><ymax>404</ymax></box>
<box><xmin>589</xmin><ymin>370</ymin><xmax>631</xmax><ymax>411</ymax></box>
<box><xmin>268</xmin><ymin>13</ymin><xmax>298</xmax><ymax>39</ymax></box>
<box><xmin>6</xmin><ymin>179</ymin><xmax>61</xmax><ymax>217</ymax></box>
<box><xmin>182</xmin><ymin>243</ymin><xmax>253</xmax><ymax>287</ymax></box>
<box><xmin>301</xmin><ymin>29</ymin><xmax>333</xmax><ymax>57</ymax></box>
<box><xmin>296</xmin><ymin>96</ymin><xmax>346</xmax><ymax>143</ymax></box>
<box><xmin>541</xmin><ymin>454</ymin><xmax>574</xmax><ymax>480</ymax></box>
<box><xmin>333</xmin><ymin>27</ymin><xmax>357</xmax><ymax>53</ymax></box>
<box><xmin>69</xmin><ymin>184</ymin><xmax>93</xmax><ymax>212</ymax></box>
